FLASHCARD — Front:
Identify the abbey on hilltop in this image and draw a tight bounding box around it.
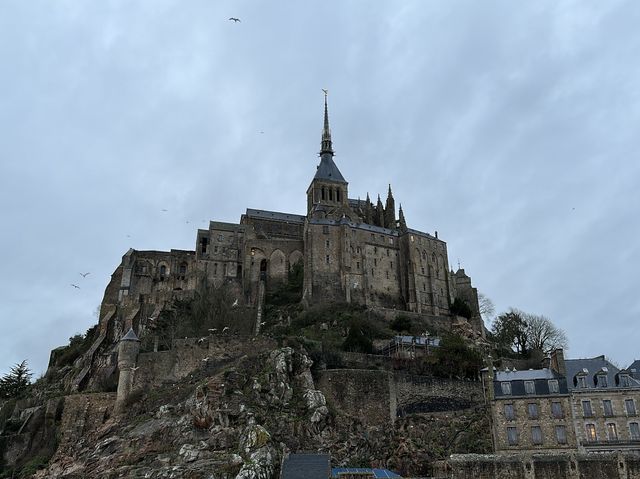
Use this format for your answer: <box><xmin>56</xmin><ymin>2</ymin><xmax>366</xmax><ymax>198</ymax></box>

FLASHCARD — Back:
<box><xmin>97</xmin><ymin>95</ymin><xmax>481</xmax><ymax>342</ymax></box>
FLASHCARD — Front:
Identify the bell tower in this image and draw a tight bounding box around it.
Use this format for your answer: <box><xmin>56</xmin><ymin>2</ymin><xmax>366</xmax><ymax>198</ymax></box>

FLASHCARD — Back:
<box><xmin>306</xmin><ymin>91</ymin><xmax>348</xmax><ymax>217</ymax></box>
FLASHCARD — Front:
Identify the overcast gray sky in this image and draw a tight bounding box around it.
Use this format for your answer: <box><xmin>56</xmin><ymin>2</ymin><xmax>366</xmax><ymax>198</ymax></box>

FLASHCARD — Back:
<box><xmin>2</xmin><ymin>1</ymin><xmax>639</xmax><ymax>376</ymax></box>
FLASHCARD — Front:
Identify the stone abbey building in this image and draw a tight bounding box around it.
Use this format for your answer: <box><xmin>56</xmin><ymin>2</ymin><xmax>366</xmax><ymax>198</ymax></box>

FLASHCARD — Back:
<box><xmin>98</xmin><ymin>96</ymin><xmax>481</xmax><ymax>342</ymax></box>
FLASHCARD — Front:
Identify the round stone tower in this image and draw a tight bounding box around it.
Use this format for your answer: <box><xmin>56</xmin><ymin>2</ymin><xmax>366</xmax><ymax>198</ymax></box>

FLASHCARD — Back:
<box><xmin>115</xmin><ymin>327</ymin><xmax>140</xmax><ymax>413</ymax></box>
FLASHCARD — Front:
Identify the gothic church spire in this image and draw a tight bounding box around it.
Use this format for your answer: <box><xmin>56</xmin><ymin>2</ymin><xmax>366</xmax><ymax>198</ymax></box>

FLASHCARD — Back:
<box><xmin>320</xmin><ymin>90</ymin><xmax>334</xmax><ymax>156</ymax></box>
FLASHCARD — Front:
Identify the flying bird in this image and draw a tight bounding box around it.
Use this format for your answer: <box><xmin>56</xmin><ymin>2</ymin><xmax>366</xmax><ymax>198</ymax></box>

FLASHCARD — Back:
<box><xmin>130</xmin><ymin>367</ymin><xmax>139</xmax><ymax>372</ymax></box>
<box><xmin>232</xmin><ymin>299</ymin><xmax>239</xmax><ymax>307</ymax></box>
<box><xmin>222</xmin><ymin>326</ymin><xmax>230</xmax><ymax>333</ymax></box>
<box><xmin>161</xmin><ymin>209</ymin><xmax>168</xmax><ymax>212</ymax></box>
<box><xmin>79</xmin><ymin>272</ymin><xmax>90</xmax><ymax>278</ymax></box>
<box><xmin>71</xmin><ymin>284</ymin><xmax>80</xmax><ymax>289</ymax></box>
<box><xmin>229</xmin><ymin>17</ymin><xmax>240</xmax><ymax>22</ymax></box>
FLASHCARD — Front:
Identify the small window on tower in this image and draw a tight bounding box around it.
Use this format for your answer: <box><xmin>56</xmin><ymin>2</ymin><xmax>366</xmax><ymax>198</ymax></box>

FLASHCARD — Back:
<box><xmin>325</xmin><ymin>255</ymin><xmax>330</xmax><ymax>264</ymax></box>
<box><xmin>323</xmin><ymin>226</ymin><xmax>329</xmax><ymax>234</ymax></box>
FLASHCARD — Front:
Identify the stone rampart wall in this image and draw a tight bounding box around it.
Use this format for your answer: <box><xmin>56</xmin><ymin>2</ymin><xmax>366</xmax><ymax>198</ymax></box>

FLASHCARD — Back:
<box><xmin>317</xmin><ymin>369</ymin><xmax>393</xmax><ymax>425</ymax></box>
<box><xmin>395</xmin><ymin>374</ymin><xmax>483</xmax><ymax>416</ymax></box>
<box><xmin>135</xmin><ymin>335</ymin><xmax>277</xmax><ymax>388</ymax></box>
<box><xmin>444</xmin><ymin>453</ymin><xmax>640</xmax><ymax>479</ymax></box>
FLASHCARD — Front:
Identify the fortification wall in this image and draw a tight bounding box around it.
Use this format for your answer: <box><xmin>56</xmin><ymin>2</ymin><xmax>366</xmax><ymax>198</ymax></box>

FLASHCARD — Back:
<box><xmin>444</xmin><ymin>453</ymin><xmax>640</xmax><ymax>479</ymax></box>
<box><xmin>135</xmin><ymin>335</ymin><xmax>277</xmax><ymax>388</ymax></box>
<box><xmin>395</xmin><ymin>374</ymin><xmax>483</xmax><ymax>416</ymax></box>
<box><xmin>57</xmin><ymin>393</ymin><xmax>115</xmax><ymax>455</ymax></box>
<box><xmin>317</xmin><ymin>369</ymin><xmax>393</xmax><ymax>425</ymax></box>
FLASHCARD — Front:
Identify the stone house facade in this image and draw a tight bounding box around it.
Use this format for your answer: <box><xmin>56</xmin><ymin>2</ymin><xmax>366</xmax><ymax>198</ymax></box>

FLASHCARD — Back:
<box><xmin>95</xmin><ymin>96</ymin><xmax>482</xmax><ymax>343</ymax></box>
<box><xmin>565</xmin><ymin>355</ymin><xmax>640</xmax><ymax>452</ymax></box>
<box><xmin>483</xmin><ymin>349</ymin><xmax>640</xmax><ymax>455</ymax></box>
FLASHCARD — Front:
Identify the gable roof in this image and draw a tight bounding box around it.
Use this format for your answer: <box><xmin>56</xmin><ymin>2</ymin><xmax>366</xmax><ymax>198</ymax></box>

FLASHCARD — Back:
<box><xmin>281</xmin><ymin>453</ymin><xmax>330</xmax><ymax>479</ymax></box>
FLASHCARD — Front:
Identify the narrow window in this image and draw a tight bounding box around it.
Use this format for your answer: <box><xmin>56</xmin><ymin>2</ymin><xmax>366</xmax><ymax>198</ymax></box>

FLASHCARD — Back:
<box><xmin>599</xmin><ymin>374</ymin><xmax>609</xmax><ymax>388</ymax></box>
<box><xmin>386</xmin><ymin>249</ymin><xmax>389</xmax><ymax>257</ymax></box>
<box><xmin>556</xmin><ymin>426</ymin><xmax>567</xmax><ymax>444</ymax></box>
<box><xmin>390</xmin><ymin>261</ymin><xmax>393</xmax><ymax>268</ymax></box>
<box><xmin>603</xmin><ymin>400</ymin><xmax>614</xmax><ymax>417</ymax></box>
<box><xmin>528</xmin><ymin>403</ymin><xmax>539</xmax><ymax>419</ymax></box>
<box><xmin>213</xmin><ymin>263</ymin><xmax>218</xmax><ymax>275</ymax></box>
<box><xmin>371</xmin><ymin>269</ymin><xmax>374</xmax><ymax>277</ymax></box>
<box><xmin>525</xmin><ymin>381</ymin><xmax>536</xmax><ymax>395</ymax></box>
<box><xmin>214</xmin><ymin>246</ymin><xmax>218</xmax><ymax>253</ymax></box>
<box><xmin>626</xmin><ymin>399</ymin><xmax>637</xmax><ymax>416</ymax></box>
<box><xmin>385</xmin><ymin>271</ymin><xmax>389</xmax><ymax>279</ymax></box>
<box><xmin>607</xmin><ymin>423</ymin><xmax>618</xmax><ymax>441</ymax></box>
<box><xmin>504</xmin><ymin>404</ymin><xmax>515</xmax><ymax>421</ymax></box>
<box><xmin>585</xmin><ymin>424</ymin><xmax>597</xmax><ymax>442</ymax></box>
<box><xmin>507</xmin><ymin>426</ymin><xmax>518</xmax><ymax>446</ymax></box>
<box><xmin>159</xmin><ymin>265</ymin><xmax>167</xmax><ymax>276</ymax></box>
<box><xmin>326</xmin><ymin>239</ymin><xmax>330</xmax><ymax>248</ymax></box>
<box><xmin>551</xmin><ymin>401</ymin><xmax>564</xmax><ymax>419</ymax></box>
<box><xmin>629</xmin><ymin>422</ymin><xmax>640</xmax><ymax>440</ymax></box>
<box><xmin>325</xmin><ymin>255</ymin><xmax>330</xmax><ymax>264</ymax></box>
<box><xmin>323</xmin><ymin>225</ymin><xmax>329</xmax><ymax>234</ymax></box>
<box><xmin>374</xmin><ymin>258</ymin><xmax>377</xmax><ymax>266</ymax></box>
<box><xmin>322</xmin><ymin>187</ymin><xmax>326</xmax><ymax>200</ymax></box>
<box><xmin>356</xmin><ymin>262</ymin><xmax>360</xmax><ymax>269</ymax></box>
<box><xmin>583</xmin><ymin>400</ymin><xmax>593</xmax><ymax>417</ymax></box>
<box><xmin>374</xmin><ymin>247</ymin><xmax>377</xmax><ymax>254</ymax></box>
<box><xmin>200</xmin><ymin>237</ymin><xmax>208</xmax><ymax>254</ymax></box>
<box><xmin>577</xmin><ymin>376</ymin><xmax>587</xmax><ymax>388</ymax></box>
<box><xmin>336</xmin><ymin>189</ymin><xmax>341</xmax><ymax>202</ymax></box>
<box><xmin>329</xmin><ymin>188</ymin><xmax>333</xmax><ymax>201</ymax></box>
<box><xmin>423</xmin><ymin>283</ymin><xmax>426</xmax><ymax>291</ymax></box>
<box><xmin>421</xmin><ymin>267</ymin><xmax>425</xmax><ymax>275</ymax></box>
<box><xmin>548</xmin><ymin>379</ymin><xmax>559</xmax><ymax>393</ymax></box>
<box><xmin>501</xmin><ymin>382</ymin><xmax>512</xmax><ymax>395</ymax></box>
<box><xmin>531</xmin><ymin>426</ymin><xmax>543</xmax><ymax>445</ymax></box>
<box><xmin>223</xmin><ymin>263</ymin><xmax>227</xmax><ymax>276</ymax></box>
<box><xmin>620</xmin><ymin>374</ymin><xmax>631</xmax><ymax>387</ymax></box>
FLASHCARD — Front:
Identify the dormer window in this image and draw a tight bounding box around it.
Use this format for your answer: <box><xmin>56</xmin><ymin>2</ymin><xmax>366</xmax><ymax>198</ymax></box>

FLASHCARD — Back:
<box><xmin>575</xmin><ymin>375</ymin><xmax>587</xmax><ymax>388</ymax></box>
<box><xmin>525</xmin><ymin>380</ymin><xmax>536</xmax><ymax>395</ymax></box>
<box><xmin>620</xmin><ymin>374</ymin><xmax>631</xmax><ymax>387</ymax></box>
<box><xmin>548</xmin><ymin>379</ymin><xmax>559</xmax><ymax>393</ymax></box>
<box><xmin>501</xmin><ymin>382</ymin><xmax>512</xmax><ymax>395</ymax></box>
<box><xmin>595</xmin><ymin>372</ymin><xmax>609</xmax><ymax>388</ymax></box>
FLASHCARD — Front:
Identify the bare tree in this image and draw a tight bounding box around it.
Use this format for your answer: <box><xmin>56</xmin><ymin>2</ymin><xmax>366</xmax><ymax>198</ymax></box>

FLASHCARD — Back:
<box><xmin>524</xmin><ymin>313</ymin><xmax>568</xmax><ymax>353</ymax></box>
<box><xmin>478</xmin><ymin>293</ymin><xmax>495</xmax><ymax>323</ymax></box>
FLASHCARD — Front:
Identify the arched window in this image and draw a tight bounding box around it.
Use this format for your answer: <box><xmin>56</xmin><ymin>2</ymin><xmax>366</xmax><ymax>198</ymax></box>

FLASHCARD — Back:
<box><xmin>336</xmin><ymin>189</ymin><xmax>341</xmax><ymax>202</ymax></box>
<box><xmin>179</xmin><ymin>263</ymin><xmax>187</xmax><ymax>275</ymax></box>
<box><xmin>329</xmin><ymin>188</ymin><xmax>334</xmax><ymax>201</ymax></box>
<box><xmin>159</xmin><ymin>265</ymin><xmax>167</xmax><ymax>276</ymax></box>
<box><xmin>321</xmin><ymin>187</ymin><xmax>326</xmax><ymax>200</ymax></box>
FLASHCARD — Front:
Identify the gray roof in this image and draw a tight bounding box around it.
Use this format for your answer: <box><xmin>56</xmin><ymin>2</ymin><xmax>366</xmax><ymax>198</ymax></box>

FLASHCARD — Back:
<box><xmin>281</xmin><ymin>454</ymin><xmax>330</xmax><ymax>479</ymax></box>
<box><xmin>394</xmin><ymin>335</ymin><xmax>441</xmax><ymax>347</ymax></box>
<box><xmin>245</xmin><ymin>209</ymin><xmax>306</xmax><ymax>224</ymax></box>
<box><xmin>313</xmin><ymin>155</ymin><xmax>347</xmax><ymax>183</ymax></box>
<box><xmin>121</xmin><ymin>328</ymin><xmax>140</xmax><ymax>342</ymax></box>
<box><xmin>494</xmin><ymin>368</ymin><xmax>558</xmax><ymax>382</ymax></box>
<box><xmin>565</xmin><ymin>356</ymin><xmax>640</xmax><ymax>390</ymax></box>
<box><xmin>628</xmin><ymin>360</ymin><xmax>640</xmax><ymax>372</ymax></box>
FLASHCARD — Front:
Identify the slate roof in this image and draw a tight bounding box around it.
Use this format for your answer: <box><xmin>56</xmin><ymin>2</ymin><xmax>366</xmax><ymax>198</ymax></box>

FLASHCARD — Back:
<box><xmin>281</xmin><ymin>454</ymin><xmax>331</xmax><ymax>479</ymax></box>
<box><xmin>121</xmin><ymin>328</ymin><xmax>139</xmax><ymax>342</ymax></box>
<box><xmin>494</xmin><ymin>368</ymin><xmax>559</xmax><ymax>382</ymax></box>
<box><xmin>565</xmin><ymin>356</ymin><xmax>640</xmax><ymax>390</ymax></box>
<box><xmin>314</xmin><ymin>155</ymin><xmax>347</xmax><ymax>183</ymax></box>
<box><xmin>332</xmin><ymin>468</ymin><xmax>402</xmax><ymax>478</ymax></box>
<box><xmin>245</xmin><ymin>209</ymin><xmax>306</xmax><ymax>224</ymax></box>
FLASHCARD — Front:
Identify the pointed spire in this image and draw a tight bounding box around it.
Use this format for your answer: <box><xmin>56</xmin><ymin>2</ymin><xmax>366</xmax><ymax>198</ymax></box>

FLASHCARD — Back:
<box><xmin>376</xmin><ymin>194</ymin><xmax>385</xmax><ymax>227</ymax></box>
<box><xmin>365</xmin><ymin>193</ymin><xmax>373</xmax><ymax>224</ymax></box>
<box><xmin>385</xmin><ymin>184</ymin><xmax>396</xmax><ymax>229</ymax></box>
<box><xmin>320</xmin><ymin>89</ymin><xmax>334</xmax><ymax>156</ymax></box>
<box><xmin>399</xmin><ymin>203</ymin><xmax>407</xmax><ymax>232</ymax></box>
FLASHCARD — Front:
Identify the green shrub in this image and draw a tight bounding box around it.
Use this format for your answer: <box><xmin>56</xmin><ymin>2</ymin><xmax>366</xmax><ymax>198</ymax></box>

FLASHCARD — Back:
<box><xmin>391</xmin><ymin>314</ymin><xmax>412</xmax><ymax>332</ymax></box>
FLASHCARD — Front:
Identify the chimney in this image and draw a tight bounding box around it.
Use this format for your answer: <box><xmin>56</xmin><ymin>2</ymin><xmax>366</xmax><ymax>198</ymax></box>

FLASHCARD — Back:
<box><xmin>550</xmin><ymin>349</ymin><xmax>566</xmax><ymax>377</ymax></box>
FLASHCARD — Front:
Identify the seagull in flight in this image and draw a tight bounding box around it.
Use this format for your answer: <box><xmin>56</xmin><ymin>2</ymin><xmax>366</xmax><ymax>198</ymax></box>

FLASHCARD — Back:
<box><xmin>232</xmin><ymin>299</ymin><xmax>239</xmax><ymax>307</ymax></box>
<box><xmin>229</xmin><ymin>17</ymin><xmax>241</xmax><ymax>22</ymax></box>
<box><xmin>79</xmin><ymin>272</ymin><xmax>90</xmax><ymax>278</ymax></box>
<box><xmin>161</xmin><ymin>209</ymin><xmax>168</xmax><ymax>212</ymax></box>
<box><xmin>71</xmin><ymin>284</ymin><xmax>80</xmax><ymax>289</ymax></box>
